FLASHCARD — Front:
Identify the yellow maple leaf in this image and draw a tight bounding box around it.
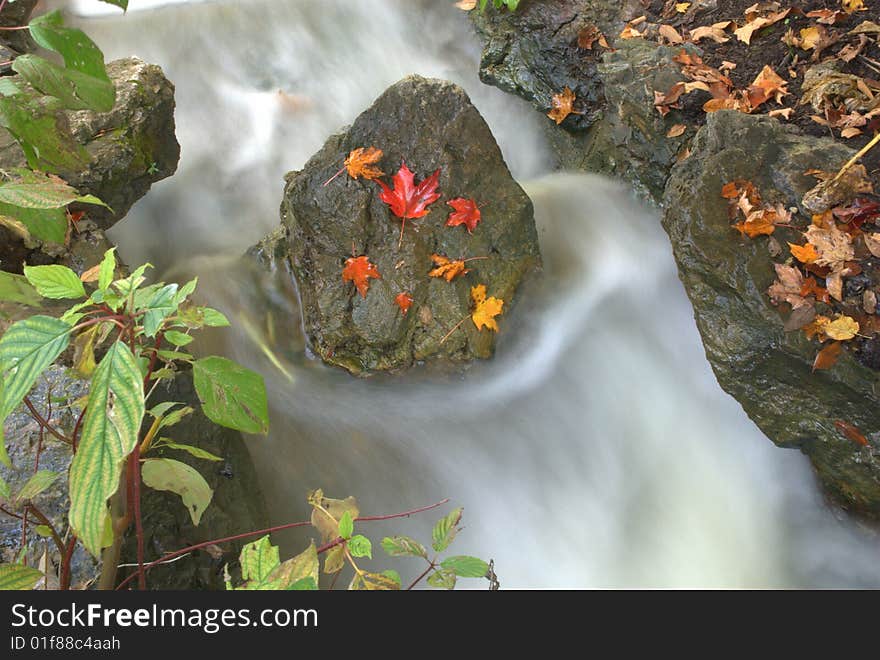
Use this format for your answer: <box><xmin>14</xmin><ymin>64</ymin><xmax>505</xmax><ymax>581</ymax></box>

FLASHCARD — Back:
<box><xmin>471</xmin><ymin>284</ymin><xmax>504</xmax><ymax>332</ymax></box>
<box><xmin>788</xmin><ymin>242</ymin><xmax>818</xmax><ymax>263</ymax></box>
<box><xmin>824</xmin><ymin>316</ymin><xmax>859</xmax><ymax>341</ymax></box>
<box><xmin>429</xmin><ymin>254</ymin><xmax>469</xmax><ymax>282</ymax></box>
<box><xmin>675</xmin><ymin>2</ymin><xmax>691</xmax><ymax>12</ymax></box>
<box><xmin>842</xmin><ymin>0</ymin><xmax>866</xmax><ymax>14</ymax></box>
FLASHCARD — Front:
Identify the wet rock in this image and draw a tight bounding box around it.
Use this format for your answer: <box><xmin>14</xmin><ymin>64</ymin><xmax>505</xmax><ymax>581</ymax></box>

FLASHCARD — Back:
<box><xmin>662</xmin><ymin>111</ymin><xmax>880</xmax><ymax>518</ymax></box>
<box><xmin>0</xmin><ymin>57</ymin><xmax>180</xmax><ymax>271</ymax></box>
<box><xmin>0</xmin><ymin>368</ymin><xmax>267</xmax><ymax>589</ymax></box>
<box><xmin>264</xmin><ymin>75</ymin><xmax>540</xmax><ymax>375</ymax></box>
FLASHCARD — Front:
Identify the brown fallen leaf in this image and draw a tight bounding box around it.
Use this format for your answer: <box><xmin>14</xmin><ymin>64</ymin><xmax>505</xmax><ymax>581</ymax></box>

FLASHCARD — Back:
<box><xmin>578</xmin><ymin>25</ymin><xmax>610</xmax><ymax>50</ymax></box>
<box><xmin>324</xmin><ymin>146</ymin><xmax>385</xmax><ymax>186</ymax></box>
<box><xmin>659</xmin><ymin>24</ymin><xmax>684</xmax><ymax>44</ymax></box>
<box><xmin>789</xmin><ymin>242</ymin><xmax>818</xmax><ymax>264</ymax></box>
<box><xmin>813</xmin><ymin>340</ymin><xmax>842</xmax><ymax>371</ymax></box>
<box><xmin>768</xmin><ymin>263</ymin><xmax>808</xmax><ymax>308</ymax></box>
<box><xmin>768</xmin><ymin>107</ymin><xmax>794</xmax><ymax>120</ymax></box>
<box><xmin>842</xmin><ymin>0</ymin><xmax>866</xmax><ymax>15</ymax></box>
<box><xmin>804</xmin><ymin>224</ymin><xmax>855</xmax><ymax>269</ymax></box>
<box><xmin>824</xmin><ymin>315</ymin><xmax>859</xmax><ymax>340</ymax></box>
<box><xmin>620</xmin><ymin>16</ymin><xmax>647</xmax><ymax>40</ymax></box>
<box><xmin>806</xmin><ymin>8</ymin><xmax>847</xmax><ymax>25</ymax></box>
<box><xmin>548</xmin><ymin>87</ymin><xmax>580</xmax><ymax>125</ymax></box>
<box><xmin>800</xmin><ymin>276</ymin><xmax>830</xmax><ymax>304</ymax></box>
<box><xmin>747</xmin><ymin>65</ymin><xmax>789</xmax><ymax>110</ymax></box>
<box><xmin>429</xmin><ymin>254</ymin><xmax>470</xmax><ymax>282</ymax></box>
<box><xmin>734</xmin><ymin>6</ymin><xmax>791</xmax><ymax>45</ymax></box>
<box><xmin>689</xmin><ymin>22</ymin><xmax>731</xmax><ymax>44</ymax></box>
<box><xmin>863</xmin><ymin>289</ymin><xmax>877</xmax><ymax>314</ymax></box>
<box><xmin>802</xmin><ymin>164</ymin><xmax>874</xmax><ymax>214</ymax></box>
<box><xmin>654</xmin><ymin>82</ymin><xmax>686</xmax><ymax>116</ymax></box>
<box><xmin>834</xmin><ymin>420</ymin><xmax>868</xmax><ymax>447</ymax></box>
<box><xmin>666</xmin><ymin>123</ymin><xmax>687</xmax><ymax>137</ymax></box>
<box><xmin>864</xmin><ymin>232</ymin><xmax>880</xmax><ymax>257</ymax></box>
<box><xmin>454</xmin><ymin>0</ymin><xmax>477</xmax><ymax>9</ymax></box>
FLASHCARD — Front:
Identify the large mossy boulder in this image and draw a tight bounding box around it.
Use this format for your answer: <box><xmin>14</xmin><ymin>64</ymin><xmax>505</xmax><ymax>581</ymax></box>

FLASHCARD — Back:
<box><xmin>261</xmin><ymin>75</ymin><xmax>541</xmax><ymax>375</ymax></box>
<box><xmin>662</xmin><ymin>111</ymin><xmax>880</xmax><ymax>518</ymax></box>
<box><xmin>0</xmin><ymin>57</ymin><xmax>180</xmax><ymax>271</ymax></box>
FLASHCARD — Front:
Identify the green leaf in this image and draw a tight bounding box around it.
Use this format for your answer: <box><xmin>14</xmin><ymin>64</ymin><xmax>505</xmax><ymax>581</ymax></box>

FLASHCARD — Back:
<box><xmin>337</xmin><ymin>510</ymin><xmax>353</xmax><ymax>540</ymax></box>
<box><xmin>12</xmin><ymin>54</ymin><xmax>114</xmax><ymax>113</ymax></box>
<box><xmin>157</xmin><ymin>406</ymin><xmax>193</xmax><ymax>430</ymax></box>
<box><xmin>163</xmin><ymin>330</ymin><xmax>193</xmax><ymax>347</ymax></box>
<box><xmin>173</xmin><ymin>277</ymin><xmax>198</xmax><ymax>305</ymax></box>
<box><xmin>161</xmin><ymin>441</ymin><xmax>223</xmax><ymax>462</ymax></box>
<box><xmin>27</xmin><ymin>11</ymin><xmax>114</xmax><ymax>113</ymax></box>
<box><xmin>322</xmin><ymin>545</ymin><xmax>345</xmax><ymax>575</ymax></box>
<box><xmin>0</xmin><ymin>271</ymin><xmax>41</xmax><ymax>307</ymax></box>
<box><xmin>238</xmin><ymin>536</ymin><xmax>280</xmax><ymax>589</ymax></box>
<box><xmin>33</xmin><ymin>525</ymin><xmax>53</xmax><ymax>538</ymax></box>
<box><xmin>348</xmin><ymin>535</ymin><xmax>372</xmax><ymax>559</ymax></box>
<box><xmin>98</xmin><ymin>0</ymin><xmax>129</xmax><ymax>10</ymax></box>
<box><xmin>141</xmin><ymin>458</ymin><xmax>213</xmax><ymax>526</ymax></box>
<box><xmin>68</xmin><ymin>341</ymin><xmax>144</xmax><ymax>556</ymax></box>
<box><xmin>193</xmin><ymin>356</ymin><xmax>269</xmax><ymax>434</ymax></box>
<box><xmin>23</xmin><ymin>265</ymin><xmax>85</xmax><ymax>299</ymax></box>
<box><xmin>288</xmin><ymin>577</ymin><xmax>318</xmax><ymax>590</ymax></box>
<box><xmin>353</xmin><ymin>572</ymin><xmax>400</xmax><ymax>590</ymax></box>
<box><xmin>202</xmin><ymin>308</ymin><xmax>230</xmax><ymax>327</ymax></box>
<box><xmin>0</xmin><ymin>474</ymin><xmax>9</xmax><ymax>500</ymax></box>
<box><xmin>440</xmin><ymin>555</ymin><xmax>489</xmax><ymax>578</ymax></box>
<box><xmin>0</xmin><ymin>92</ymin><xmax>90</xmax><ymax>171</ymax></box>
<box><xmin>267</xmin><ymin>542</ymin><xmax>319</xmax><ymax>591</ymax></box>
<box><xmin>141</xmin><ymin>284</ymin><xmax>178</xmax><ymax>337</ymax></box>
<box><xmin>0</xmin><ymin>564</ymin><xmax>43</xmax><ymax>590</ymax></box>
<box><xmin>98</xmin><ymin>247</ymin><xmax>116</xmax><ymax>291</ymax></box>
<box><xmin>427</xmin><ymin>568</ymin><xmax>456</xmax><ymax>590</ymax></box>
<box><xmin>0</xmin><ymin>172</ymin><xmax>107</xmax><ymax>210</ymax></box>
<box><xmin>381</xmin><ymin>535</ymin><xmax>428</xmax><ymax>559</ymax></box>
<box><xmin>0</xmin><ymin>316</ymin><xmax>71</xmax><ymax>461</ymax></box>
<box><xmin>114</xmin><ymin>263</ymin><xmax>152</xmax><ymax>299</ymax></box>
<box><xmin>432</xmin><ymin>507</ymin><xmax>462</xmax><ymax>553</ymax></box>
<box><xmin>147</xmin><ymin>401</ymin><xmax>183</xmax><ymax>419</ymax></box>
<box><xmin>15</xmin><ymin>470</ymin><xmax>60</xmax><ymax>503</ymax></box>
<box><xmin>381</xmin><ymin>569</ymin><xmax>401</xmax><ymax>588</ymax></box>
<box><xmin>0</xmin><ymin>203</ymin><xmax>66</xmax><ymax>244</ymax></box>
<box><xmin>155</xmin><ymin>349</ymin><xmax>193</xmax><ymax>362</ymax></box>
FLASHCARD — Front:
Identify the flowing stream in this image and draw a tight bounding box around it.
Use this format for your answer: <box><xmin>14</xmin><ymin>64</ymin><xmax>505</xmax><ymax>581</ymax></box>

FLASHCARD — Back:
<box><xmin>61</xmin><ymin>0</ymin><xmax>880</xmax><ymax>587</ymax></box>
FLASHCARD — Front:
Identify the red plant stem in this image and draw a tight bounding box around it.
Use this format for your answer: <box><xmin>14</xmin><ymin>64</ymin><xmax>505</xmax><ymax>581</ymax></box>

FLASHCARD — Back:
<box><xmin>71</xmin><ymin>315</ymin><xmax>127</xmax><ymax>334</ymax></box>
<box><xmin>316</xmin><ymin>537</ymin><xmax>345</xmax><ymax>555</ymax></box>
<box><xmin>0</xmin><ymin>59</ymin><xmax>12</xmax><ymax>67</ymax></box>
<box><xmin>406</xmin><ymin>562</ymin><xmax>436</xmax><ymax>591</ymax></box>
<box><xmin>0</xmin><ymin>1</ymin><xmax>8</xmax><ymax>15</ymax></box>
<box><xmin>142</xmin><ymin>333</ymin><xmax>163</xmax><ymax>388</ymax></box>
<box><xmin>24</xmin><ymin>504</ymin><xmax>65</xmax><ymax>558</ymax></box>
<box><xmin>59</xmin><ymin>536</ymin><xmax>76</xmax><ymax>590</ymax></box>
<box><xmin>0</xmin><ymin>505</ymin><xmax>23</xmax><ymax>520</ymax></box>
<box><xmin>71</xmin><ymin>406</ymin><xmax>87</xmax><ymax>453</ymax></box>
<box><xmin>116</xmin><ymin>498</ymin><xmax>450</xmax><ymax>590</ymax></box>
<box><xmin>131</xmin><ymin>449</ymin><xmax>146</xmax><ymax>589</ymax></box>
<box><xmin>19</xmin><ymin>508</ymin><xmax>28</xmax><ymax>564</ymax></box>
<box><xmin>0</xmin><ymin>25</ymin><xmax>29</xmax><ymax>31</ymax></box>
<box><xmin>23</xmin><ymin>397</ymin><xmax>72</xmax><ymax>444</ymax></box>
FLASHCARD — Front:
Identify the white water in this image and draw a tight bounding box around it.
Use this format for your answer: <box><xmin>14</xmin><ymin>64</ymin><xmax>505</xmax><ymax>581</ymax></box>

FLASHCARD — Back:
<box><xmin>61</xmin><ymin>0</ymin><xmax>880</xmax><ymax>587</ymax></box>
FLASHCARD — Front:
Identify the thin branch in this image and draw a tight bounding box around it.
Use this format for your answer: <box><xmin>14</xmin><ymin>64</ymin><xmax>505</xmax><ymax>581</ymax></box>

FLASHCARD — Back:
<box><xmin>23</xmin><ymin>397</ymin><xmax>72</xmax><ymax>445</ymax></box>
<box><xmin>406</xmin><ymin>561</ymin><xmax>436</xmax><ymax>590</ymax></box>
<box><xmin>131</xmin><ymin>450</ymin><xmax>146</xmax><ymax>589</ymax></box>
<box><xmin>24</xmin><ymin>504</ymin><xmax>65</xmax><ymax>558</ymax></box>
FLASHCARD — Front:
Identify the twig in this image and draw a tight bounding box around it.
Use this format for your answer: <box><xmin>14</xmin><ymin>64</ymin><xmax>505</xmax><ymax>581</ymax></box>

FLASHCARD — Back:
<box><xmin>833</xmin><ymin>131</ymin><xmax>880</xmax><ymax>183</ymax></box>
<box><xmin>24</xmin><ymin>504</ymin><xmax>65</xmax><ymax>558</ymax></box>
<box><xmin>131</xmin><ymin>450</ymin><xmax>146</xmax><ymax>589</ymax></box>
<box><xmin>440</xmin><ymin>316</ymin><xmax>468</xmax><ymax>344</ymax></box>
<box><xmin>406</xmin><ymin>561</ymin><xmax>436</xmax><ymax>590</ymax></box>
<box><xmin>23</xmin><ymin>397</ymin><xmax>72</xmax><ymax>445</ymax></box>
<box><xmin>116</xmin><ymin>497</ymin><xmax>450</xmax><ymax>590</ymax></box>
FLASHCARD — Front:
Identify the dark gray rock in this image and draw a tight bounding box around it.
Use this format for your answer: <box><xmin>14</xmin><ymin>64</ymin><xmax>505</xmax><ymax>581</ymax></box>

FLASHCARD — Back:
<box><xmin>0</xmin><ymin>368</ymin><xmax>268</xmax><ymax>589</ymax></box>
<box><xmin>662</xmin><ymin>111</ymin><xmax>880</xmax><ymax>518</ymax></box>
<box><xmin>0</xmin><ymin>57</ymin><xmax>180</xmax><ymax>271</ymax></box>
<box><xmin>265</xmin><ymin>75</ymin><xmax>541</xmax><ymax>375</ymax></box>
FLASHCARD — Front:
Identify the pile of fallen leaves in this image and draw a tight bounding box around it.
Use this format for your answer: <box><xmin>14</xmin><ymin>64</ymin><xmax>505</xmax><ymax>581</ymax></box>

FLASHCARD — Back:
<box><xmin>329</xmin><ymin>146</ymin><xmax>505</xmax><ymax>340</ymax></box>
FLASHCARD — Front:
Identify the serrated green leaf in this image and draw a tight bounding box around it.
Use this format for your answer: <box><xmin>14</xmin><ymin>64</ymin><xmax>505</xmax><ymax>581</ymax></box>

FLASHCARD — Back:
<box><xmin>28</xmin><ymin>11</ymin><xmax>114</xmax><ymax>113</ymax></box>
<box><xmin>432</xmin><ymin>507</ymin><xmax>462</xmax><ymax>553</ymax></box>
<box><xmin>381</xmin><ymin>569</ymin><xmax>401</xmax><ymax>588</ymax></box>
<box><xmin>163</xmin><ymin>330</ymin><xmax>193</xmax><ymax>347</ymax></box>
<box><xmin>427</xmin><ymin>568</ymin><xmax>456</xmax><ymax>590</ymax></box>
<box><xmin>141</xmin><ymin>458</ymin><xmax>213</xmax><ymax>526</ymax></box>
<box><xmin>337</xmin><ymin>510</ymin><xmax>353</xmax><ymax>540</ymax></box>
<box><xmin>23</xmin><ymin>265</ymin><xmax>85</xmax><ymax>299</ymax></box>
<box><xmin>0</xmin><ymin>564</ymin><xmax>44</xmax><ymax>590</ymax></box>
<box><xmin>113</xmin><ymin>263</ymin><xmax>152</xmax><ymax>298</ymax></box>
<box><xmin>142</xmin><ymin>283</ymin><xmax>178</xmax><ymax>337</ymax></box>
<box><xmin>0</xmin><ymin>316</ymin><xmax>71</xmax><ymax>455</ymax></box>
<box><xmin>15</xmin><ymin>470</ymin><xmax>60</xmax><ymax>502</ymax></box>
<box><xmin>0</xmin><ymin>203</ymin><xmax>66</xmax><ymax>244</ymax></box>
<box><xmin>0</xmin><ymin>92</ymin><xmax>90</xmax><ymax>171</ymax></box>
<box><xmin>155</xmin><ymin>349</ymin><xmax>193</xmax><ymax>362</ymax></box>
<box><xmin>381</xmin><ymin>535</ymin><xmax>428</xmax><ymax>559</ymax></box>
<box><xmin>68</xmin><ymin>341</ymin><xmax>144</xmax><ymax>556</ymax></box>
<box><xmin>440</xmin><ymin>555</ymin><xmax>489</xmax><ymax>578</ymax></box>
<box><xmin>348</xmin><ymin>534</ymin><xmax>371</xmax><ymax>559</ymax></box>
<box><xmin>0</xmin><ymin>172</ymin><xmax>107</xmax><ymax>210</ymax></box>
<box><xmin>161</xmin><ymin>441</ymin><xmax>223</xmax><ymax>462</ymax></box>
<box><xmin>193</xmin><ymin>356</ymin><xmax>269</xmax><ymax>434</ymax></box>
<box><xmin>238</xmin><ymin>536</ymin><xmax>280</xmax><ymax>589</ymax></box>
<box><xmin>12</xmin><ymin>54</ymin><xmax>114</xmax><ymax>113</ymax></box>
<box><xmin>98</xmin><ymin>248</ymin><xmax>116</xmax><ymax>291</ymax></box>
<box><xmin>0</xmin><ymin>271</ymin><xmax>41</xmax><ymax>307</ymax></box>
<box><xmin>202</xmin><ymin>308</ymin><xmax>230</xmax><ymax>327</ymax></box>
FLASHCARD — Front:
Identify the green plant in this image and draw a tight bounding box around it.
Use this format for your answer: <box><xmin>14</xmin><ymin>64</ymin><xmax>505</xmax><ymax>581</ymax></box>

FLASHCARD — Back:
<box><xmin>480</xmin><ymin>0</ymin><xmax>521</xmax><ymax>11</ymax></box>
<box><xmin>0</xmin><ymin>253</ymin><xmax>269</xmax><ymax>590</ymax></box>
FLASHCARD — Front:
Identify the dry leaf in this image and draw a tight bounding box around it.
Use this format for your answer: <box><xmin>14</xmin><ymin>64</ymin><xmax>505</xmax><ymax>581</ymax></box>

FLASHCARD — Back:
<box><xmin>768</xmin><ymin>263</ymin><xmax>808</xmax><ymax>308</ymax></box>
<box><xmin>734</xmin><ymin>7</ymin><xmax>791</xmax><ymax>45</ymax></box>
<box><xmin>395</xmin><ymin>292</ymin><xmax>413</xmax><ymax>315</ymax></box>
<box><xmin>864</xmin><ymin>232</ymin><xmax>880</xmax><ymax>257</ymax></box>
<box><xmin>824</xmin><ymin>315</ymin><xmax>859</xmax><ymax>340</ymax></box>
<box><xmin>342</xmin><ymin>255</ymin><xmax>381</xmax><ymax>298</ymax></box>
<box><xmin>345</xmin><ymin>147</ymin><xmax>385</xmax><ymax>181</ymax></box>
<box><xmin>675</xmin><ymin>2</ymin><xmax>691</xmax><ymax>12</ymax></box>
<box><xmin>834</xmin><ymin>420</ymin><xmax>869</xmax><ymax>447</ymax></box>
<box><xmin>80</xmin><ymin>263</ymin><xmax>102</xmax><ymax>283</ymax></box>
<box><xmin>789</xmin><ymin>242</ymin><xmax>818</xmax><ymax>263</ymax></box>
<box><xmin>548</xmin><ymin>86</ymin><xmax>579</xmax><ymax>125</ymax></box>
<box><xmin>747</xmin><ymin>65</ymin><xmax>789</xmax><ymax>109</ymax></box>
<box><xmin>429</xmin><ymin>254</ymin><xmax>470</xmax><ymax>282</ymax></box>
<box><xmin>813</xmin><ymin>340</ymin><xmax>842</xmax><ymax>371</ymax></box>
<box><xmin>768</xmin><ymin>107</ymin><xmax>794</xmax><ymax>119</ymax></box>
<box><xmin>863</xmin><ymin>289</ymin><xmax>877</xmax><ymax>314</ymax></box>
<box><xmin>471</xmin><ymin>284</ymin><xmax>504</xmax><ymax>332</ymax></box>
<box><xmin>666</xmin><ymin>123</ymin><xmax>687</xmax><ymax>137</ymax></box>
<box><xmin>842</xmin><ymin>0</ymin><xmax>866</xmax><ymax>15</ymax></box>
<box><xmin>620</xmin><ymin>16</ymin><xmax>647</xmax><ymax>39</ymax></box>
<box><xmin>804</xmin><ymin>224</ymin><xmax>854</xmax><ymax>269</ymax></box>
<box><xmin>454</xmin><ymin>0</ymin><xmax>477</xmax><ymax>9</ymax></box>
<box><xmin>446</xmin><ymin>197</ymin><xmax>482</xmax><ymax>233</ymax></box>
<box><xmin>659</xmin><ymin>24</ymin><xmax>684</xmax><ymax>44</ymax></box>
<box><xmin>578</xmin><ymin>25</ymin><xmax>609</xmax><ymax>50</ymax></box>
<box><xmin>690</xmin><ymin>22</ymin><xmax>731</xmax><ymax>43</ymax></box>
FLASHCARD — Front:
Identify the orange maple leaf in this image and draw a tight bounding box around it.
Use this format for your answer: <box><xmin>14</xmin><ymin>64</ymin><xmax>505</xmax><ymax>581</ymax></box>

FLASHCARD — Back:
<box><xmin>547</xmin><ymin>87</ymin><xmax>579</xmax><ymax>125</ymax></box>
<box><xmin>395</xmin><ymin>291</ymin><xmax>413</xmax><ymax>315</ymax></box>
<box><xmin>429</xmin><ymin>254</ymin><xmax>470</xmax><ymax>282</ymax></box>
<box><xmin>471</xmin><ymin>284</ymin><xmax>504</xmax><ymax>332</ymax></box>
<box><xmin>342</xmin><ymin>255</ymin><xmax>381</xmax><ymax>298</ymax></box>
<box><xmin>376</xmin><ymin>161</ymin><xmax>441</xmax><ymax>247</ymax></box>
<box><xmin>323</xmin><ymin>146</ymin><xmax>385</xmax><ymax>186</ymax></box>
<box><xmin>446</xmin><ymin>197</ymin><xmax>482</xmax><ymax>233</ymax></box>
<box><xmin>789</xmin><ymin>242</ymin><xmax>818</xmax><ymax>263</ymax></box>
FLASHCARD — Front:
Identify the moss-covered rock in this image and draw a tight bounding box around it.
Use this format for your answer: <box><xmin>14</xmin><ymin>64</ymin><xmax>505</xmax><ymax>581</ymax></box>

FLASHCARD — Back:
<box><xmin>261</xmin><ymin>75</ymin><xmax>541</xmax><ymax>375</ymax></box>
<box><xmin>662</xmin><ymin>111</ymin><xmax>880</xmax><ymax>518</ymax></box>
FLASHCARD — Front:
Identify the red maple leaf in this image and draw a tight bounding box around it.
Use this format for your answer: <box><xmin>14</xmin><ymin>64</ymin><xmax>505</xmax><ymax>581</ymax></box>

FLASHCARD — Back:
<box><xmin>395</xmin><ymin>291</ymin><xmax>413</xmax><ymax>315</ymax></box>
<box><xmin>446</xmin><ymin>197</ymin><xmax>481</xmax><ymax>233</ymax></box>
<box><xmin>342</xmin><ymin>255</ymin><xmax>381</xmax><ymax>298</ymax></box>
<box><xmin>376</xmin><ymin>161</ymin><xmax>441</xmax><ymax>246</ymax></box>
